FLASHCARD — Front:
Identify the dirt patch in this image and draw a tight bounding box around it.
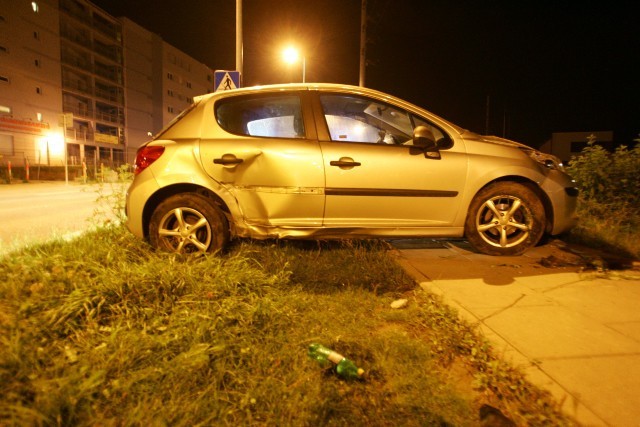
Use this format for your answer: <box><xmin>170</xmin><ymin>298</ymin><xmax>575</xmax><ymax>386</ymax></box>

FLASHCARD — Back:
<box><xmin>539</xmin><ymin>240</ymin><xmax>639</xmax><ymax>272</ymax></box>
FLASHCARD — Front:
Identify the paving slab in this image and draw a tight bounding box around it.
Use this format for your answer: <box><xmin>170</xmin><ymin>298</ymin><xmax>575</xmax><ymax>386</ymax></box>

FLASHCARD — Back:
<box><xmin>392</xmin><ymin>238</ymin><xmax>640</xmax><ymax>427</ymax></box>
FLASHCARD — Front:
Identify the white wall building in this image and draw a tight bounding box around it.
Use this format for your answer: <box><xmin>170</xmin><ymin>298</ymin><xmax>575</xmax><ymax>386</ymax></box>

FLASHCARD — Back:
<box><xmin>0</xmin><ymin>0</ymin><xmax>214</xmax><ymax>179</ymax></box>
<box><xmin>539</xmin><ymin>131</ymin><xmax>614</xmax><ymax>164</ymax></box>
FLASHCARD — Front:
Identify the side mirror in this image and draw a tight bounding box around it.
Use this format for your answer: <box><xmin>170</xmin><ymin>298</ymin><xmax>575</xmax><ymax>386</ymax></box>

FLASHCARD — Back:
<box><xmin>412</xmin><ymin>126</ymin><xmax>441</xmax><ymax>159</ymax></box>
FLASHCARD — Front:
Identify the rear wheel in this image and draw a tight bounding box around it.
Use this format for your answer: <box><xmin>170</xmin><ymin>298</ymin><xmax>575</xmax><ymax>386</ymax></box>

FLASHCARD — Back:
<box><xmin>464</xmin><ymin>182</ymin><xmax>545</xmax><ymax>256</ymax></box>
<box><xmin>149</xmin><ymin>193</ymin><xmax>229</xmax><ymax>254</ymax></box>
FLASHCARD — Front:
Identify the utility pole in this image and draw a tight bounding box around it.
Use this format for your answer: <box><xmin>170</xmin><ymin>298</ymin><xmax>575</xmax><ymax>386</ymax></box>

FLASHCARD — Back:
<box><xmin>359</xmin><ymin>0</ymin><xmax>367</xmax><ymax>87</ymax></box>
<box><xmin>236</xmin><ymin>0</ymin><xmax>243</xmax><ymax>82</ymax></box>
<box><xmin>485</xmin><ymin>95</ymin><xmax>490</xmax><ymax>135</ymax></box>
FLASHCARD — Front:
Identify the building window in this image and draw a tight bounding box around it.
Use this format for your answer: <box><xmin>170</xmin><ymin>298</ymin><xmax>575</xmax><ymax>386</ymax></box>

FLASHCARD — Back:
<box><xmin>36</xmin><ymin>86</ymin><xmax>42</xmax><ymax>94</ymax></box>
<box><xmin>167</xmin><ymin>72</ymin><xmax>173</xmax><ymax>80</ymax></box>
<box><xmin>0</xmin><ymin>105</ymin><xmax>11</xmax><ymax>115</ymax></box>
<box><xmin>186</xmin><ymin>81</ymin><xmax>192</xmax><ymax>89</ymax></box>
<box><xmin>35</xmin><ymin>58</ymin><xmax>40</xmax><ymax>67</ymax></box>
<box><xmin>0</xmin><ymin>45</ymin><xmax>7</xmax><ymax>54</ymax></box>
<box><xmin>31</xmin><ymin>2</ymin><xmax>39</xmax><ymax>13</ymax></box>
<box><xmin>33</xmin><ymin>31</ymin><xmax>40</xmax><ymax>40</ymax></box>
<box><xmin>0</xmin><ymin>75</ymin><xmax>9</xmax><ymax>83</ymax></box>
<box><xmin>37</xmin><ymin>112</ymin><xmax>43</xmax><ymax>121</ymax></box>
<box><xmin>168</xmin><ymin>106</ymin><xmax>174</xmax><ymax>113</ymax></box>
<box><xmin>167</xmin><ymin>89</ymin><xmax>173</xmax><ymax>96</ymax></box>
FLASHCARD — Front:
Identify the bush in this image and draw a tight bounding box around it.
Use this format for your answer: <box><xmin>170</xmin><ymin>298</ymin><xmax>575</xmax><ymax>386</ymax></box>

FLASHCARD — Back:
<box><xmin>567</xmin><ymin>142</ymin><xmax>640</xmax><ymax>210</ymax></box>
<box><xmin>566</xmin><ymin>141</ymin><xmax>640</xmax><ymax>256</ymax></box>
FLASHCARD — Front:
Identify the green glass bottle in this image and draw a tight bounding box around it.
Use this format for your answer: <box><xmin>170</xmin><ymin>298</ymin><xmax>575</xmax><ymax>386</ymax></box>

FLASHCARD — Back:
<box><xmin>308</xmin><ymin>343</ymin><xmax>364</xmax><ymax>379</ymax></box>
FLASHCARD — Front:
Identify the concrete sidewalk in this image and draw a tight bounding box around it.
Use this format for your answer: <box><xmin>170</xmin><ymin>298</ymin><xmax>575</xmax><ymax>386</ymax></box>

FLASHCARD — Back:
<box><xmin>391</xmin><ymin>239</ymin><xmax>640</xmax><ymax>427</ymax></box>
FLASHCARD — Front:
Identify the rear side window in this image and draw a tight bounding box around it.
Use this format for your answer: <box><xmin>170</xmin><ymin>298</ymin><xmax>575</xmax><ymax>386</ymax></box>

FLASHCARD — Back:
<box><xmin>215</xmin><ymin>94</ymin><xmax>305</xmax><ymax>138</ymax></box>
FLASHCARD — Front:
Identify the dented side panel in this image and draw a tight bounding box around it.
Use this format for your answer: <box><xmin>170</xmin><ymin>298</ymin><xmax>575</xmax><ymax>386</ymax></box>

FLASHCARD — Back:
<box><xmin>200</xmin><ymin>141</ymin><xmax>326</xmax><ymax>227</ymax></box>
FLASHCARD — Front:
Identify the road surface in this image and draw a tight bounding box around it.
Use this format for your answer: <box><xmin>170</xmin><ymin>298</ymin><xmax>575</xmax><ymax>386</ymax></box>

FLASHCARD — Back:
<box><xmin>0</xmin><ymin>181</ymin><xmax>122</xmax><ymax>255</ymax></box>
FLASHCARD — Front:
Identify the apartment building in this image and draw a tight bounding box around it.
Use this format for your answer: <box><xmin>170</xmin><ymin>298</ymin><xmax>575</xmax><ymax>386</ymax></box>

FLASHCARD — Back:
<box><xmin>0</xmin><ymin>0</ymin><xmax>214</xmax><ymax>177</ymax></box>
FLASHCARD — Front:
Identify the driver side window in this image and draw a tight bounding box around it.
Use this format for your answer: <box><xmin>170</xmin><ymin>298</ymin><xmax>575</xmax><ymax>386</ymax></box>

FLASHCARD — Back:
<box><xmin>319</xmin><ymin>94</ymin><xmax>413</xmax><ymax>145</ymax></box>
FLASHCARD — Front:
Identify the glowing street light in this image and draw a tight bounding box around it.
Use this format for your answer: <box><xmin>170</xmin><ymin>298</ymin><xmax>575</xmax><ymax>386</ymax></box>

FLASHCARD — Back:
<box><xmin>282</xmin><ymin>46</ymin><xmax>306</xmax><ymax>83</ymax></box>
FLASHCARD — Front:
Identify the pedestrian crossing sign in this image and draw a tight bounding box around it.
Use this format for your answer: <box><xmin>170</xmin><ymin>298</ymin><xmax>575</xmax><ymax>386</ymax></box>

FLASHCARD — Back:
<box><xmin>214</xmin><ymin>70</ymin><xmax>241</xmax><ymax>92</ymax></box>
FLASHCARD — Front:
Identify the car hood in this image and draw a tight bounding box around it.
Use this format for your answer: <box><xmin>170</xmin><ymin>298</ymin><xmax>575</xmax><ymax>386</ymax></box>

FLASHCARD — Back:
<box><xmin>460</xmin><ymin>130</ymin><xmax>532</xmax><ymax>150</ymax></box>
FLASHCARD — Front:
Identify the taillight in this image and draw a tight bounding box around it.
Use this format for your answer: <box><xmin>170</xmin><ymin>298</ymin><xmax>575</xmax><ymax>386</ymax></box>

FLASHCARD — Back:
<box><xmin>134</xmin><ymin>145</ymin><xmax>165</xmax><ymax>175</ymax></box>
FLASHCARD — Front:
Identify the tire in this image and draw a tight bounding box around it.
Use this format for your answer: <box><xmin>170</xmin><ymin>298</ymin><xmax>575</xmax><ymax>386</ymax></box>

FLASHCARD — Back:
<box><xmin>149</xmin><ymin>193</ymin><xmax>229</xmax><ymax>254</ymax></box>
<box><xmin>464</xmin><ymin>182</ymin><xmax>545</xmax><ymax>256</ymax></box>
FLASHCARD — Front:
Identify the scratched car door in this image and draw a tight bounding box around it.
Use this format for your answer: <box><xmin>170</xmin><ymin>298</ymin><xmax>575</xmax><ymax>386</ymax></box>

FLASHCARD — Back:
<box><xmin>199</xmin><ymin>91</ymin><xmax>325</xmax><ymax>227</ymax></box>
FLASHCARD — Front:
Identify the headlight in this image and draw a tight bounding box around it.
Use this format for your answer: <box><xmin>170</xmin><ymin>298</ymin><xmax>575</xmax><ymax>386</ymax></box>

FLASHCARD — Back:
<box><xmin>525</xmin><ymin>149</ymin><xmax>565</xmax><ymax>171</ymax></box>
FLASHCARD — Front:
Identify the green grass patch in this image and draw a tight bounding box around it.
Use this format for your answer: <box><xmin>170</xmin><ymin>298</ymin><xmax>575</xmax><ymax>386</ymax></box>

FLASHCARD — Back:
<box><xmin>1</xmin><ymin>228</ymin><xmax>574</xmax><ymax>426</ymax></box>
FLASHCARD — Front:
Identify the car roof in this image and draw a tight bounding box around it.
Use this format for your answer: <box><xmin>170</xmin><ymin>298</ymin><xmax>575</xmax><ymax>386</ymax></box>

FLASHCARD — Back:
<box><xmin>193</xmin><ymin>83</ymin><xmax>463</xmax><ymax>134</ymax></box>
<box><xmin>195</xmin><ymin>83</ymin><xmax>387</xmax><ymax>103</ymax></box>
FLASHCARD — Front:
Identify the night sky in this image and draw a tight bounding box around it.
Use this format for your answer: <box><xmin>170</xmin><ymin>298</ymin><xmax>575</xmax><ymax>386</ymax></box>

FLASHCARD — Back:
<box><xmin>93</xmin><ymin>0</ymin><xmax>639</xmax><ymax>148</ymax></box>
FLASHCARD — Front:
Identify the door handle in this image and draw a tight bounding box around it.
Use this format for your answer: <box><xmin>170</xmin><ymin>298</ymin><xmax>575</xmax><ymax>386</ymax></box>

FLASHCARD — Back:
<box><xmin>330</xmin><ymin>159</ymin><xmax>361</xmax><ymax>167</ymax></box>
<box><xmin>214</xmin><ymin>154</ymin><xmax>243</xmax><ymax>165</ymax></box>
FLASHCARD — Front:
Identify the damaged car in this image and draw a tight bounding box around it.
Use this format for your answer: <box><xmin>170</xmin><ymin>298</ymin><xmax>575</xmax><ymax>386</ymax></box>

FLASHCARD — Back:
<box><xmin>125</xmin><ymin>83</ymin><xmax>578</xmax><ymax>256</ymax></box>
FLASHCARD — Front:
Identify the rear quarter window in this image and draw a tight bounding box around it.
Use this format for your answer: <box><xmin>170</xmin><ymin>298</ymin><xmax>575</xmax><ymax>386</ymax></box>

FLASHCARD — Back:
<box><xmin>215</xmin><ymin>94</ymin><xmax>305</xmax><ymax>138</ymax></box>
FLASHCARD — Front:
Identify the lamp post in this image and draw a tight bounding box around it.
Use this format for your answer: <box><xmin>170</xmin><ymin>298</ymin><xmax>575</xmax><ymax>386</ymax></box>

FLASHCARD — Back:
<box><xmin>282</xmin><ymin>47</ymin><xmax>306</xmax><ymax>83</ymax></box>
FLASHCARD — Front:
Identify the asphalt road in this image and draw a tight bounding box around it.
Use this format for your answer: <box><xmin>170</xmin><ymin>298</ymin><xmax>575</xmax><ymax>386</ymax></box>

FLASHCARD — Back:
<box><xmin>0</xmin><ymin>181</ymin><xmax>121</xmax><ymax>255</ymax></box>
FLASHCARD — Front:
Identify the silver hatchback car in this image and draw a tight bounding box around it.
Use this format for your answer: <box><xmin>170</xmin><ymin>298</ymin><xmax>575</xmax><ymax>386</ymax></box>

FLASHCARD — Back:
<box><xmin>126</xmin><ymin>83</ymin><xmax>577</xmax><ymax>256</ymax></box>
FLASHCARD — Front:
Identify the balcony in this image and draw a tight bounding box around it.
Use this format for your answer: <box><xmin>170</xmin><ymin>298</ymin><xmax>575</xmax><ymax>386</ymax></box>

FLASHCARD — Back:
<box><xmin>59</xmin><ymin>0</ymin><xmax>90</xmax><ymax>23</ymax></box>
<box><xmin>60</xmin><ymin>25</ymin><xmax>91</xmax><ymax>50</ymax></box>
<box><xmin>62</xmin><ymin>77</ymin><xmax>92</xmax><ymax>96</ymax></box>
<box><xmin>94</xmin><ymin>62</ymin><xmax>122</xmax><ymax>85</ymax></box>
<box><xmin>61</xmin><ymin>51</ymin><xmax>92</xmax><ymax>71</ymax></box>
<box><xmin>63</xmin><ymin>102</ymin><xmax>93</xmax><ymax>119</ymax></box>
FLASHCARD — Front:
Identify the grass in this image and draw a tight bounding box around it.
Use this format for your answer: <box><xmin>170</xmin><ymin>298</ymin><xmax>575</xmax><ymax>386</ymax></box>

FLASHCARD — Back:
<box><xmin>566</xmin><ymin>201</ymin><xmax>640</xmax><ymax>260</ymax></box>
<box><xmin>0</xmin><ymin>226</ymin><xmax>576</xmax><ymax>426</ymax></box>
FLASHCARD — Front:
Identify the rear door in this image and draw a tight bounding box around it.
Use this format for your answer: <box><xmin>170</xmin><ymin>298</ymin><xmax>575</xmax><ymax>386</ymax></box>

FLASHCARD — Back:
<box><xmin>199</xmin><ymin>91</ymin><xmax>325</xmax><ymax>227</ymax></box>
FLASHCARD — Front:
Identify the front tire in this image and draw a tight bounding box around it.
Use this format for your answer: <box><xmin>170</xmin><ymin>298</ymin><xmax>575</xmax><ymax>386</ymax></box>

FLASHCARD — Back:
<box><xmin>149</xmin><ymin>193</ymin><xmax>229</xmax><ymax>254</ymax></box>
<box><xmin>464</xmin><ymin>182</ymin><xmax>545</xmax><ymax>256</ymax></box>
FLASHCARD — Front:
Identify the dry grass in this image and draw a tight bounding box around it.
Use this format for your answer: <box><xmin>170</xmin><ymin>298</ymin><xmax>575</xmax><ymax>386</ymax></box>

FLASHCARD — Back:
<box><xmin>0</xmin><ymin>229</ymin><xmax>575</xmax><ymax>426</ymax></box>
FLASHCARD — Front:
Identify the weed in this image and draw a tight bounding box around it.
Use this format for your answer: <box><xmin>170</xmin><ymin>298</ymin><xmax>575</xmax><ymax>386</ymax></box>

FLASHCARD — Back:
<box><xmin>0</xmin><ymin>228</ymin><xmax>574</xmax><ymax>426</ymax></box>
<box><xmin>567</xmin><ymin>141</ymin><xmax>640</xmax><ymax>258</ymax></box>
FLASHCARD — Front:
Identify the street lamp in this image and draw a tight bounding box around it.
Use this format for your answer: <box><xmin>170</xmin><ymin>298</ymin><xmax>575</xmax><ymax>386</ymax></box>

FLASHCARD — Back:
<box><xmin>282</xmin><ymin>46</ymin><xmax>306</xmax><ymax>83</ymax></box>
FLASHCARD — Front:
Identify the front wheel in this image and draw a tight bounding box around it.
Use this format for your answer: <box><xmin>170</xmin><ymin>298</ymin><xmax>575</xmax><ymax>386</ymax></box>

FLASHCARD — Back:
<box><xmin>464</xmin><ymin>182</ymin><xmax>545</xmax><ymax>256</ymax></box>
<box><xmin>149</xmin><ymin>193</ymin><xmax>229</xmax><ymax>254</ymax></box>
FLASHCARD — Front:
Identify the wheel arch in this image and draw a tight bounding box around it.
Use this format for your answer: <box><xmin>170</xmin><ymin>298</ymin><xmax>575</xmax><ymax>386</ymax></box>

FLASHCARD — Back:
<box><xmin>470</xmin><ymin>175</ymin><xmax>554</xmax><ymax>234</ymax></box>
<box><xmin>142</xmin><ymin>184</ymin><xmax>233</xmax><ymax>239</ymax></box>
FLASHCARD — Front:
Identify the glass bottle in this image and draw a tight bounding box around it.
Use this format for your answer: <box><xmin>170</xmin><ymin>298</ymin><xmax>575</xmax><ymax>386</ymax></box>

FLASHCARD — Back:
<box><xmin>308</xmin><ymin>343</ymin><xmax>364</xmax><ymax>379</ymax></box>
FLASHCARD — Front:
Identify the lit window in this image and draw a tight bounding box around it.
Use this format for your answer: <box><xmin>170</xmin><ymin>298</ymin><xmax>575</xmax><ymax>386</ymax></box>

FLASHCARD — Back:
<box><xmin>31</xmin><ymin>2</ymin><xmax>39</xmax><ymax>13</ymax></box>
<box><xmin>37</xmin><ymin>112</ymin><xmax>42</xmax><ymax>121</ymax></box>
<box><xmin>0</xmin><ymin>105</ymin><xmax>11</xmax><ymax>114</ymax></box>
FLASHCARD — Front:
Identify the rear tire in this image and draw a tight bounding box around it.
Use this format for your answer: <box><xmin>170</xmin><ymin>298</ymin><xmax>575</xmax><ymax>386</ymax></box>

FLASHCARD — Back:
<box><xmin>464</xmin><ymin>182</ymin><xmax>545</xmax><ymax>256</ymax></box>
<box><xmin>149</xmin><ymin>193</ymin><xmax>229</xmax><ymax>254</ymax></box>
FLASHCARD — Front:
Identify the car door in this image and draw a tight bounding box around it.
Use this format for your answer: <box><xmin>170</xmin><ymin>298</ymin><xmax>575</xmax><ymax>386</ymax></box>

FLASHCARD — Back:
<box><xmin>315</xmin><ymin>91</ymin><xmax>468</xmax><ymax>228</ymax></box>
<box><xmin>199</xmin><ymin>91</ymin><xmax>325</xmax><ymax>227</ymax></box>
